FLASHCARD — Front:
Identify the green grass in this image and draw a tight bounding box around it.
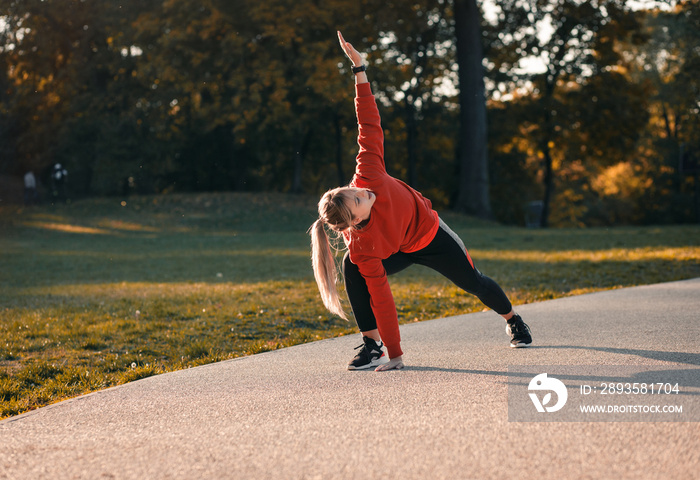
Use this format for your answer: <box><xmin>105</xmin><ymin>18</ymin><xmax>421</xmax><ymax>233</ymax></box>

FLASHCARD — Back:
<box><xmin>1</xmin><ymin>192</ymin><xmax>699</xmax><ymax>419</ymax></box>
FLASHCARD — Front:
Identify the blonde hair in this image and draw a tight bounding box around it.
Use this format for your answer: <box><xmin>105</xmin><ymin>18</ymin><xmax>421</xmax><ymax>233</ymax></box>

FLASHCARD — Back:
<box><xmin>309</xmin><ymin>187</ymin><xmax>357</xmax><ymax>320</ymax></box>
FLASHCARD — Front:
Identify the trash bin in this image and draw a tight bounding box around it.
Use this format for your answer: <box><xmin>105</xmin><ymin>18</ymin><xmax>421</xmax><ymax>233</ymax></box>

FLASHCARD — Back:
<box><xmin>525</xmin><ymin>201</ymin><xmax>543</xmax><ymax>228</ymax></box>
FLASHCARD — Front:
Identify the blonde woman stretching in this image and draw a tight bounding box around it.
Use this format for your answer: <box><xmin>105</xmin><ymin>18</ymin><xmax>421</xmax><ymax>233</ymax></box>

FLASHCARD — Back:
<box><xmin>310</xmin><ymin>32</ymin><xmax>532</xmax><ymax>371</ymax></box>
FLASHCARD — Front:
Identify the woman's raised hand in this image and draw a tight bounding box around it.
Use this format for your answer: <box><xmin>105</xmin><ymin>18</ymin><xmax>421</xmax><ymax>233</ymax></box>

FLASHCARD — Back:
<box><xmin>337</xmin><ymin>31</ymin><xmax>363</xmax><ymax>67</ymax></box>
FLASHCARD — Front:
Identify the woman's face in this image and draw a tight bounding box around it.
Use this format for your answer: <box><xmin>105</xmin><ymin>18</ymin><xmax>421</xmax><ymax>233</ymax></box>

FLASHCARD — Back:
<box><xmin>347</xmin><ymin>187</ymin><xmax>376</xmax><ymax>224</ymax></box>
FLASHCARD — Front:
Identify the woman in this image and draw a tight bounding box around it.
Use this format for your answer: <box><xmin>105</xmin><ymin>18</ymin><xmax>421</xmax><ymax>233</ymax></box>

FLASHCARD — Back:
<box><xmin>309</xmin><ymin>32</ymin><xmax>531</xmax><ymax>371</ymax></box>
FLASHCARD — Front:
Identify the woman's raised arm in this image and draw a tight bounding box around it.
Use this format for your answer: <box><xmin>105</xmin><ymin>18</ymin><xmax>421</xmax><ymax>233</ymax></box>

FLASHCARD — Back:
<box><xmin>337</xmin><ymin>31</ymin><xmax>384</xmax><ymax>176</ymax></box>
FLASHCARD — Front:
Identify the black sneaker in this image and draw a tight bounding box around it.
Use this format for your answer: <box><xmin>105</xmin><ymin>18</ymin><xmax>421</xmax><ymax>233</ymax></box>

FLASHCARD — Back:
<box><xmin>506</xmin><ymin>314</ymin><xmax>532</xmax><ymax>348</ymax></box>
<box><xmin>347</xmin><ymin>336</ymin><xmax>389</xmax><ymax>370</ymax></box>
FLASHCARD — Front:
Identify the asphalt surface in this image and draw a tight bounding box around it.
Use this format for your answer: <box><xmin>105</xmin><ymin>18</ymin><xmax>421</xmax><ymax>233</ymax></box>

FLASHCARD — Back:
<box><xmin>1</xmin><ymin>278</ymin><xmax>699</xmax><ymax>480</ymax></box>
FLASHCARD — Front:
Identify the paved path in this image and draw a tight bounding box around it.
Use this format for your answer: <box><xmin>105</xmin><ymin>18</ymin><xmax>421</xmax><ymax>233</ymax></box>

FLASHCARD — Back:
<box><xmin>2</xmin><ymin>279</ymin><xmax>699</xmax><ymax>479</ymax></box>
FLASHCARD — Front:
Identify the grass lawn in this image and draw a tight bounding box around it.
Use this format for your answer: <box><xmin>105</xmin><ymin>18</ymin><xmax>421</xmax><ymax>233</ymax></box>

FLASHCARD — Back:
<box><xmin>1</xmin><ymin>192</ymin><xmax>699</xmax><ymax>418</ymax></box>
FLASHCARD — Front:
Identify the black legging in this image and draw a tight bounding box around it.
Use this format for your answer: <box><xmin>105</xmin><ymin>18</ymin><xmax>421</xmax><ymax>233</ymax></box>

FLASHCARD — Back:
<box><xmin>343</xmin><ymin>219</ymin><xmax>512</xmax><ymax>332</ymax></box>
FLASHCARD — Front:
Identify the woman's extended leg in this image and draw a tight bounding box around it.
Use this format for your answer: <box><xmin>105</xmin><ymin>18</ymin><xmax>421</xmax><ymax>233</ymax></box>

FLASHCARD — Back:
<box><xmin>408</xmin><ymin>219</ymin><xmax>532</xmax><ymax>347</ymax></box>
<box><xmin>409</xmin><ymin>220</ymin><xmax>512</xmax><ymax>315</ymax></box>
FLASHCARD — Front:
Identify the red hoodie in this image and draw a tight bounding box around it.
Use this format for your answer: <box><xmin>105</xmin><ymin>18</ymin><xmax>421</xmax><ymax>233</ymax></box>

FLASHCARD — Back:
<box><xmin>343</xmin><ymin>82</ymin><xmax>440</xmax><ymax>359</ymax></box>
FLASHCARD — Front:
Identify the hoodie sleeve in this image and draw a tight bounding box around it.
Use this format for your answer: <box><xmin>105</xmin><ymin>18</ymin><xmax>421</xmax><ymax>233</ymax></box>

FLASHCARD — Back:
<box><xmin>353</xmin><ymin>254</ymin><xmax>403</xmax><ymax>359</ymax></box>
<box><xmin>353</xmin><ymin>82</ymin><xmax>385</xmax><ymax>183</ymax></box>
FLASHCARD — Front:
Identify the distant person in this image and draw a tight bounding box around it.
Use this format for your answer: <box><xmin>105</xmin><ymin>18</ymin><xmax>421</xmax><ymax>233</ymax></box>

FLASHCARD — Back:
<box><xmin>309</xmin><ymin>32</ymin><xmax>532</xmax><ymax>372</ymax></box>
<box><xmin>24</xmin><ymin>171</ymin><xmax>38</xmax><ymax>206</ymax></box>
<box><xmin>51</xmin><ymin>163</ymin><xmax>68</xmax><ymax>203</ymax></box>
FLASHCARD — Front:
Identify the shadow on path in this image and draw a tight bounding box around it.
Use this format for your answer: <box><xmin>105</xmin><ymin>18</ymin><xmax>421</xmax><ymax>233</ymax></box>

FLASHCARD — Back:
<box><xmin>547</xmin><ymin>345</ymin><xmax>700</xmax><ymax>366</ymax></box>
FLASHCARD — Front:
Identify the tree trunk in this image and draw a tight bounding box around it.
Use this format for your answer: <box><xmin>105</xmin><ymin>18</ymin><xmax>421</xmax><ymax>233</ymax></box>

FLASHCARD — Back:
<box><xmin>291</xmin><ymin>128</ymin><xmax>311</xmax><ymax>194</ymax></box>
<box><xmin>333</xmin><ymin>112</ymin><xmax>345</xmax><ymax>186</ymax></box>
<box><xmin>227</xmin><ymin>128</ymin><xmax>248</xmax><ymax>191</ymax></box>
<box><xmin>540</xmin><ymin>143</ymin><xmax>553</xmax><ymax>228</ymax></box>
<box><xmin>453</xmin><ymin>0</ymin><xmax>492</xmax><ymax>219</ymax></box>
<box><xmin>538</xmin><ymin>74</ymin><xmax>560</xmax><ymax>228</ymax></box>
<box><xmin>405</xmin><ymin>96</ymin><xmax>418</xmax><ymax>187</ymax></box>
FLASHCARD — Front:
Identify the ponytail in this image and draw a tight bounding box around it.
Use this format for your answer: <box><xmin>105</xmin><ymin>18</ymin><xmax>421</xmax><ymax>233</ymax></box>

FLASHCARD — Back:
<box><xmin>309</xmin><ymin>187</ymin><xmax>357</xmax><ymax>320</ymax></box>
<box><xmin>309</xmin><ymin>218</ymin><xmax>348</xmax><ymax>320</ymax></box>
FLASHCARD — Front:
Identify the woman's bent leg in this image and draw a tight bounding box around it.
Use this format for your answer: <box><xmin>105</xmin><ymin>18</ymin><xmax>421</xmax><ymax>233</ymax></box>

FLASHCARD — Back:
<box><xmin>342</xmin><ymin>251</ymin><xmax>413</xmax><ymax>332</ymax></box>
<box><xmin>343</xmin><ymin>252</ymin><xmax>413</xmax><ymax>370</ymax></box>
<box><xmin>342</xmin><ymin>252</ymin><xmax>377</xmax><ymax>332</ymax></box>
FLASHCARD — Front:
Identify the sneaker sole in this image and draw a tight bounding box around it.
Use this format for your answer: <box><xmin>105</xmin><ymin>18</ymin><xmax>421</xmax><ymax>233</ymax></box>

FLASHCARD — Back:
<box><xmin>347</xmin><ymin>355</ymin><xmax>389</xmax><ymax>371</ymax></box>
<box><xmin>510</xmin><ymin>342</ymin><xmax>532</xmax><ymax>348</ymax></box>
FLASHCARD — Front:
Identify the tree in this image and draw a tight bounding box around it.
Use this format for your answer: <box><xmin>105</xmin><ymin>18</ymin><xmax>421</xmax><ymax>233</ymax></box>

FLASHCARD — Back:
<box><xmin>132</xmin><ymin>0</ymin><xmax>382</xmax><ymax>194</ymax></box>
<box><xmin>452</xmin><ymin>0</ymin><xmax>492</xmax><ymax>218</ymax></box>
<box><xmin>0</xmin><ymin>0</ymin><xmax>156</xmax><ymax>195</ymax></box>
<box><xmin>0</xmin><ymin>0</ymin><xmax>485</xmax><ymax>207</ymax></box>
<box><xmin>622</xmin><ymin>1</ymin><xmax>700</xmax><ymax>222</ymax></box>
<box><xmin>484</xmin><ymin>0</ymin><xmax>645</xmax><ymax>226</ymax></box>
<box><xmin>0</xmin><ymin>0</ymin><xmax>86</xmax><ymax>180</ymax></box>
